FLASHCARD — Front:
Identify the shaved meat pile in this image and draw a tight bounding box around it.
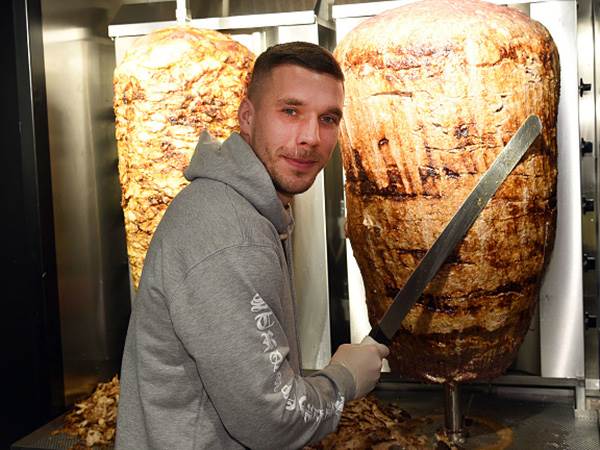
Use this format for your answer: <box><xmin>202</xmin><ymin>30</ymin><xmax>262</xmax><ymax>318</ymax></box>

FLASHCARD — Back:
<box><xmin>52</xmin><ymin>376</ymin><xmax>119</xmax><ymax>448</ymax></box>
<box><xmin>304</xmin><ymin>395</ymin><xmax>514</xmax><ymax>449</ymax></box>
<box><xmin>305</xmin><ymin>396</ymin><xmax>430</xmax><ymax>449</ymax></box>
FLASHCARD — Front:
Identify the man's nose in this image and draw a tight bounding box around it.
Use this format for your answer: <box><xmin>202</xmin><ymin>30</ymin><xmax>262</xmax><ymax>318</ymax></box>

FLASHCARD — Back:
<box><xmin>298</xmin><ymin>116</ymin><xmax>320</xmax><ymax>147</ymax></box>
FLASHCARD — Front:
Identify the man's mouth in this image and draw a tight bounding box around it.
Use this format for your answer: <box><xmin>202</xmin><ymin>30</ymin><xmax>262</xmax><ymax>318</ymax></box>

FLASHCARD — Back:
<box><xmin>282</xmin><ymin>155</ymin><xmax>317</xmax><ymax>171</ymax></box>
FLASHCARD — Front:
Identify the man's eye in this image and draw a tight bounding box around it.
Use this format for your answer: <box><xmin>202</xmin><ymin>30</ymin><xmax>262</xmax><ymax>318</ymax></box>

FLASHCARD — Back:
<box><xmin>321</xmin><ymin>115</ymin><xmax>339</xmax><ymax>125</ymax></box>
<box><xmin>283</xmin><ymin>108</ymin><xmax>296</xmax><ymax>116</ymax></box>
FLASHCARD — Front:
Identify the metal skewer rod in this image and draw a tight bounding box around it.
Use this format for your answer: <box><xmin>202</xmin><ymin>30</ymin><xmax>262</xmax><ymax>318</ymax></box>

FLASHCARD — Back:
<box><xmin>176</xmin><ymin>0</ymin><xmax>190</xmax><ymax>23</ymax></box>
<box><xmin>444</xmin><ymin>383</ymin><xmax>466</xmax><ymax>444</ymax></box>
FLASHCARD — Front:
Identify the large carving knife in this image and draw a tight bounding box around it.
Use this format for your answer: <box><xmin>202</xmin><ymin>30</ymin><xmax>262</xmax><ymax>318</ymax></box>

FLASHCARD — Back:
<box><xmin>365</xmin><ymin>114</ymin><xmax>542</xmax><ymax>346</ymax></box>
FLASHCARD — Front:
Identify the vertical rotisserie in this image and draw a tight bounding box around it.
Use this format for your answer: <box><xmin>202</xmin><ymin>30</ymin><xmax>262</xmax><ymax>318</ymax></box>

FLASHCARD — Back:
<box><xmin>113</xmin><ymin>26</ymin><xmax>254</xmax><ymax>288</ymax></box>
<box><xmin>334</xmin><ymin>0</ymin><xmax>559</xmax><ymax>382</ymax></box>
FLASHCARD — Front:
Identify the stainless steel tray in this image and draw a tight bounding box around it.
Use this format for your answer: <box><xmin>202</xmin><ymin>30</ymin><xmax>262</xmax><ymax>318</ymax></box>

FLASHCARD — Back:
<box><xmin>372</xmin><ymin>383</ymin><xmax>600</xmax><ymax>449</ymax></box>
<box><xmin>11</xmin><ymin>383</ymin><xmax>600</xmax><ymax>449</ymax></box>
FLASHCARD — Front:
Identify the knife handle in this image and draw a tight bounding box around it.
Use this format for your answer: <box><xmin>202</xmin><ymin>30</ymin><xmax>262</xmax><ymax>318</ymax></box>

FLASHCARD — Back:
<box><xmin>368</xmin><ymin>325</ymin><xmax>391</xmax><ymax>346</ymax></box>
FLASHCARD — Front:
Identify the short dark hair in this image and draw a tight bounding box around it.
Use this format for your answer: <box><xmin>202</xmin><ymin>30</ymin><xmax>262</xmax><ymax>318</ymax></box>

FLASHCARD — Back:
<box><xmin>247</xmin><ymin>41</ymin><xmax>344</xmax><ymax>101</ymax></box>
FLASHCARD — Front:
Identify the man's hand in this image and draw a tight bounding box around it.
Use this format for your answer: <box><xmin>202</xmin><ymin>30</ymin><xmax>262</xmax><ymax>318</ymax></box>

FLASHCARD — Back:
<box><xmin>330</xmin><ymin>338</ymin><xmax>389</xmax><ymax>399</ymax></box>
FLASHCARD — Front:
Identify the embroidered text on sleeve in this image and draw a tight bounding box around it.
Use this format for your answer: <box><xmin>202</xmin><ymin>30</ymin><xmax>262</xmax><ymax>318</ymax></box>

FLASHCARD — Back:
<box><xmin>249</xmin><ymin>293</ymin><xmax>344</xmax><ymax>424</ymax></box>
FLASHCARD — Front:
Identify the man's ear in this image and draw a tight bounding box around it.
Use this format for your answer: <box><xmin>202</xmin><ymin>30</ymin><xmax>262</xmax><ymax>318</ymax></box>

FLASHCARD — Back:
<box><xmin>238</xmin><ymin>97</ymin><xmax>254</xmax><ymax>140</ymax></box>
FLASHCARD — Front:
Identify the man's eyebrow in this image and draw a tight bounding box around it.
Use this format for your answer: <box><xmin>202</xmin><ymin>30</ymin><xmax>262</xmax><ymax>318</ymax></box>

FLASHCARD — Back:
<box><xmin>327</xmin><ymin>107</ymin><xmax>343</xmax><ymax>119</ymax></box>
<box><xmin>277</xmin><ymin>97</ymin><xmax>304</xmax><ymax>106</ymax></box>
<box><xmin>276</xmin><ymin>98</ymin><xmax>343</xmax><ymax>118</ymax></box>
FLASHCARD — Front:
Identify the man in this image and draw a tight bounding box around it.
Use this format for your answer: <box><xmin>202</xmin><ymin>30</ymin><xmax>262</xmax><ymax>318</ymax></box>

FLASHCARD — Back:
<box><xmin>116</xmin><ymin>42</ymin><xmax>389</xmax><ymax>450</ymax></box>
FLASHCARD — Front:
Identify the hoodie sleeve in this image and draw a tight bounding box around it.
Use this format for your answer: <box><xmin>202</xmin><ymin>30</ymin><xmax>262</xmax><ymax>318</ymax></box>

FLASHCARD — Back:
<box><xmin>167</xmin><ymin>243</ymin><xmax>355</xmax><ymax>450</ymax></box>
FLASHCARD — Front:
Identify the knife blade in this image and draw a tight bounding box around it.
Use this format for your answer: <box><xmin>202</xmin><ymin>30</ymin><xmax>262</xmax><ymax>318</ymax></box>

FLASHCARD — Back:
<box><xmin>367</xmin><ymin>114</ymin><xmax>542</xmax><ymax>346</ymax></box>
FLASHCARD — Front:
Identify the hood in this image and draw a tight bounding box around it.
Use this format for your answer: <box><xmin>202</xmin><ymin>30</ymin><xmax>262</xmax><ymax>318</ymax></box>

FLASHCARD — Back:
<box><xmin>184</xmin><ymin>131</ymin><xmax>291</xmax><ymax>235</ymax></box>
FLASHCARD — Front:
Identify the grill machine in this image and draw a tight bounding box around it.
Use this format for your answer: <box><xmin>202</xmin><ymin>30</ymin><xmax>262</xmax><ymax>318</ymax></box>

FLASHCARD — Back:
<box><xmin>8</xmin><ymin>0</ymin><xmax>600</xmax><ymax>448</ymax></box>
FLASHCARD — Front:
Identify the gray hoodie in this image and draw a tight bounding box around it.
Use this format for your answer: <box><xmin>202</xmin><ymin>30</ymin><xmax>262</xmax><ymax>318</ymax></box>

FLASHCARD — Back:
<box><xmin>115</xmin><ymin>132</ymin><xmax>355</xmax><ymax>450</ymax></box>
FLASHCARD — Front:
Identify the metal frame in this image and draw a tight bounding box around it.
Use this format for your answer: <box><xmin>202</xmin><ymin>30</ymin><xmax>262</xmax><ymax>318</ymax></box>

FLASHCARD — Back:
<box><xmin>108</xmin><ymin>0</ymin><xmax>335</xmax><ymax>38</ymax></box>
<box><xmin>577</xmin><ymin>0</ymin><xmax>600</xmax><ymax>395</ymax></box>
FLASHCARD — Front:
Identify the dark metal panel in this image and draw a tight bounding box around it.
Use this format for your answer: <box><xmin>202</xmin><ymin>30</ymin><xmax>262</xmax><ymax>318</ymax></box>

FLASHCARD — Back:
<box><xmin>1</xmin><ymin>0</ymin><xmax>64</xmax><ymax>447</ymax></box>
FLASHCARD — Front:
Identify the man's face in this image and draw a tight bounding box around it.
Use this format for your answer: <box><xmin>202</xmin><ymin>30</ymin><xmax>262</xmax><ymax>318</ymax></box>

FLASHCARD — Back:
<box><xmin>238</xmin><ymin>64</ymin><xmax>344</xmax><ymax>204</ymax></box>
